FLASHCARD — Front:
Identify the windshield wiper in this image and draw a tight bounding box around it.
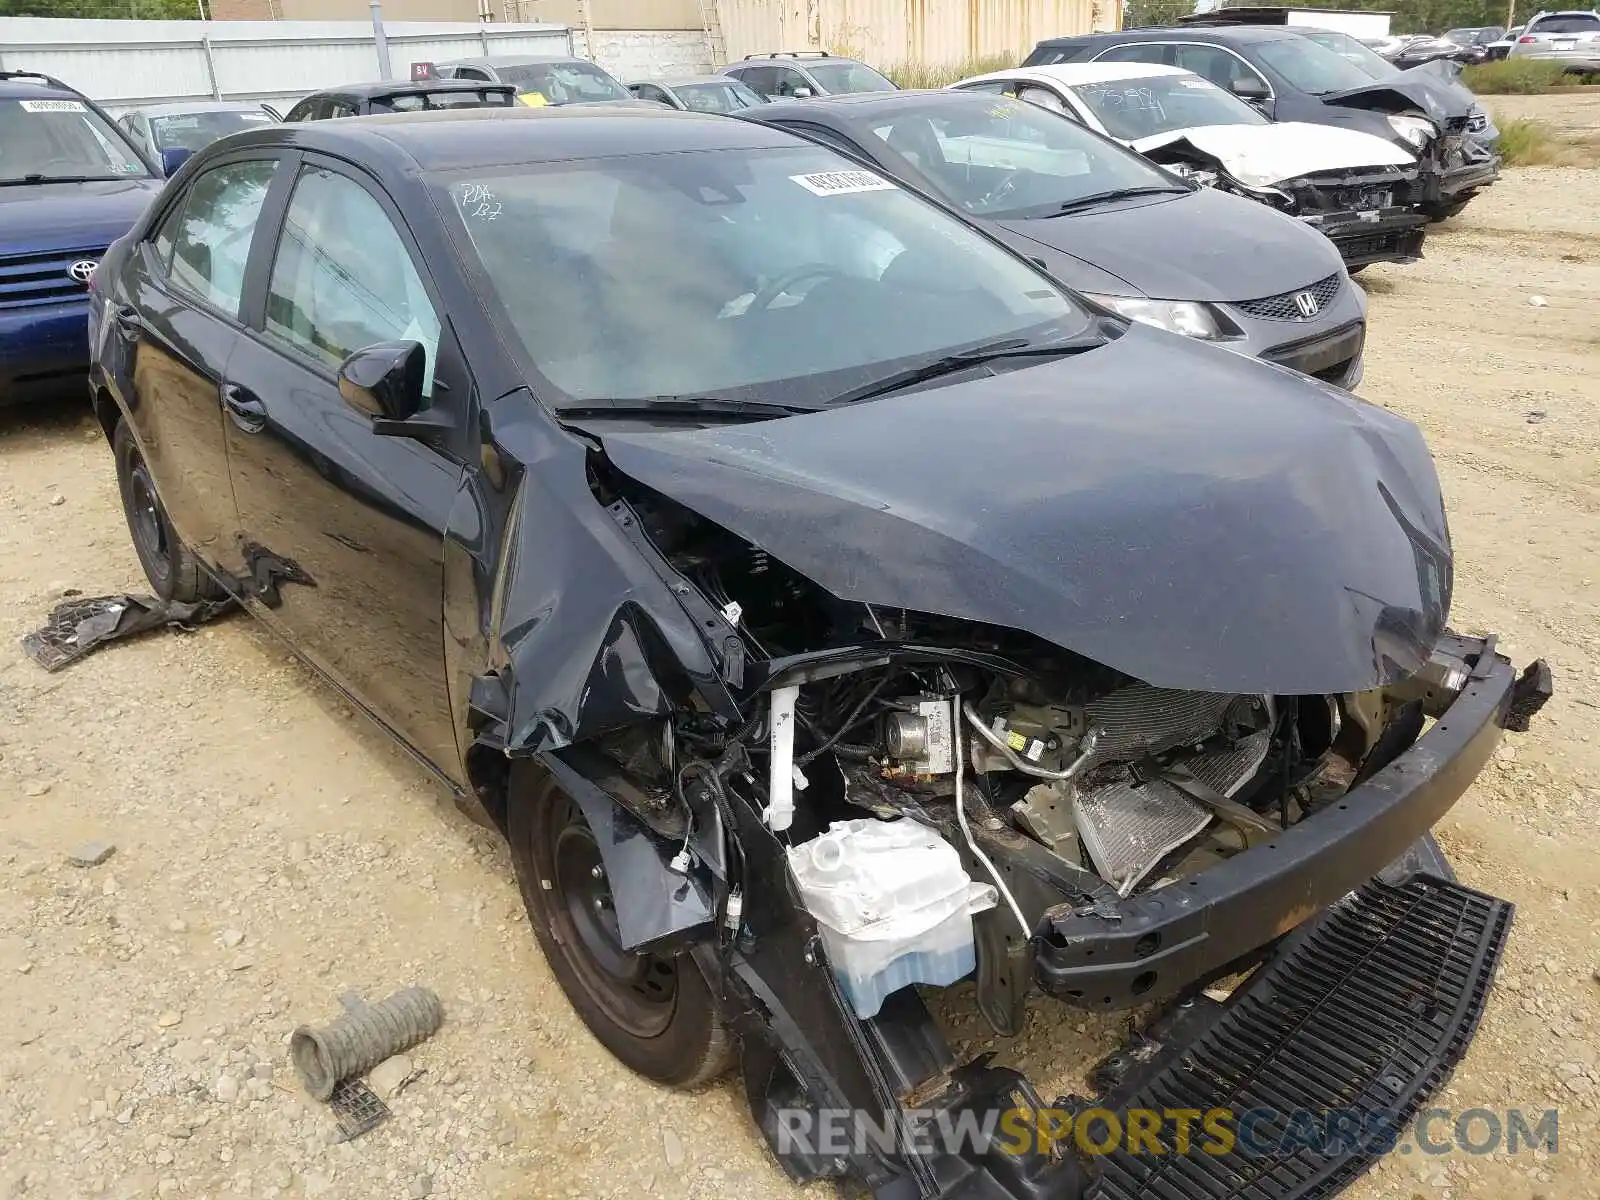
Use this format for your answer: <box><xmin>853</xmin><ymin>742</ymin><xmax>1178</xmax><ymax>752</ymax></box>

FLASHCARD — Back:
<box><xmin>560</xmin><ymin>395</ymin><xmax>812</xmax><ymax>419</ymax></box>
<box><xmin>1042</xmin><ymin>185</ymin><xmax>1191</xmax><ymax>217</ymax></box>
<box><xmin>0</xmin><ymin>173</ymin><xmax>142</xmax><ymax>186</ymax></box>
<box><xmin>823</xmin><ymin>335</ymin><xmax>1101</xmax><ymax>408</ymax></box>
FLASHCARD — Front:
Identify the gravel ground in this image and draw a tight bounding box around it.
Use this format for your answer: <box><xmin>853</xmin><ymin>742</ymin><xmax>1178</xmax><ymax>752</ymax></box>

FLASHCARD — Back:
<box><xmin>2</xmin><ymin>95</ymin><xmax>1598</xmax><ymax>1200</ymax></box>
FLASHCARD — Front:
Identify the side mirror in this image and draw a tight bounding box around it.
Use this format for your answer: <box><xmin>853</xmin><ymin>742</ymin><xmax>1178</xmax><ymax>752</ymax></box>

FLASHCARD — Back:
<box><xmin>338</xmin><ymin>341</ymin><xmax>441</xmax><ymax>438</ymax></box>
<box><xmin>1229</xmin><ymin>77</ymin><xmax>1270</xmax><ymax>103</ymax></box>
<box><xmin>792</xmin><ymin>86</ymin><xmax>814</xmax><ymax>98</ymax></box>
<box><xmin>159</xmin><ymin>146</ymin><xmax>193</xmax><ymax>177</ymax></box>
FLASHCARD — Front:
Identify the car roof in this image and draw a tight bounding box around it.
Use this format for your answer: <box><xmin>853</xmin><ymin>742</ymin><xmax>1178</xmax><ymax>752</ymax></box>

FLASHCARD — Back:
<box><xmin>129</xmin><ymin>100</ymin><xmax>273</xmax><ymax>116</ymax></box>
<box><xmin>315</xmin><ymin>79</ymin><xmax>517</xmax><ymax>100</ymax></box>
<box><xmin>965</xmin><ymin>62</ymin><xmax>1192</xmax><ymax>86</ymax></box>
<box><xmin>436</xmin><ymin>54</ymin><xmax>593</xmax><ymax>68</ymax></box>
<box><xmin>1038</xmin><ymin>25</ymin><xmax>1299</xmax><ymax>45</ymax></box>
<box><xmin>638</xmin><ymin>75</ymin><xmax>750</xmax><ymax>88</ymax></box>
<box><xmin>228</xmin><ymin>105</ymin><xmax>799</xmax><ymax>172</ymax></box>
<box><xmin>0</xmin><ymin>73</ymin><xmax>85</xmax><ymax>101</ymax></box>
<box><xmin>745</xmin><ymin>87</ymin><xmax>1014</xmax><ymax>119</ymax></box>
<box><xmin>736</xmin><ymin>52</ymin><xmax>865</xmax><ymax>63</ymax></box>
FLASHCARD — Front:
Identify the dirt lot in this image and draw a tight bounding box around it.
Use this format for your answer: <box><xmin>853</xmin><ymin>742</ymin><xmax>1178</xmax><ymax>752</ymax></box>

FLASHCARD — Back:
<box><xmin>2</xmin><ymin>93</ymin><xmax>1598</xmax><ymax>1200</ymax></box>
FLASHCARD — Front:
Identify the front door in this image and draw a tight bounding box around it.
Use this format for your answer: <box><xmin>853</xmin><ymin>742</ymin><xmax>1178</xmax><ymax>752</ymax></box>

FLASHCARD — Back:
<box><xmin>118</xmin><ymin>156</ymin><xmax>281</xmax><ymax>565</ymax></box>
<box><xmin>224</xmin><ymin>158</ymin><xmax>465</xmax><ymax>781</ymax></box>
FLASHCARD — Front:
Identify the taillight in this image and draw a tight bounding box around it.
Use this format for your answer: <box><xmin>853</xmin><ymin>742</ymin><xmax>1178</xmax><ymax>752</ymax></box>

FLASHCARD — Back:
<box><xmin>1518</xmin><ymin>35</ymin><xmax>1536</xmax><ymax>41</ymax></box>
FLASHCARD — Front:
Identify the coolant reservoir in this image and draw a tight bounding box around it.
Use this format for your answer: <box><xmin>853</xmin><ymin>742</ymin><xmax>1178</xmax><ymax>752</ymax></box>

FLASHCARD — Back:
<box><xmin>787</xmin><ymin>818</ymin><xmax>997</xmax><ymax>1019</ymax></box>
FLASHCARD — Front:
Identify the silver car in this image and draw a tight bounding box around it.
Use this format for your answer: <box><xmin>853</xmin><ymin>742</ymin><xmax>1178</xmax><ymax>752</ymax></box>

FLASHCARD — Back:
<box><xmin>1509</xmin><ymin>10</ymin><xmax>1600</xmax><ymax>73</ymax></box>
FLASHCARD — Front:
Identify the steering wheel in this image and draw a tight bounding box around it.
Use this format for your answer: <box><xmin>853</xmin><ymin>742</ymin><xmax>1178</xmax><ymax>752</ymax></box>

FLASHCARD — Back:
<box><xmin>750</xmin><ymin>263</ymin><xmax>847</xmax><ymax>312</ymax></box>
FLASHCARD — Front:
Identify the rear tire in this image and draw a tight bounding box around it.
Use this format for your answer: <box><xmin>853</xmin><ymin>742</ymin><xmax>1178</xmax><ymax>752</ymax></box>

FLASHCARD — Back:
<box><xmin>113</xmin><ymin>420</ymin><xmax>223</xmax><ymax>604</ymax></box>
<box><xmin>507</xmin><ymin>767</ymin><xmax>733</xmax><ymax>1088</ymax></box>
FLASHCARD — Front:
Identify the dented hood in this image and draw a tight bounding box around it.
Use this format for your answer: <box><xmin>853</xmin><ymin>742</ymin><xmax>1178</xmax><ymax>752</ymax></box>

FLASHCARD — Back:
<box><xmin>1131</xmin><ymin>121</ymin><xmax>1414</xmax><ymax>185</ymax></box>
<box><xmin>596</xmin><ymin>324</ymin><xmax>1451</xmax><ymax>696</ymax></box>
<box><xmin>1322</xmin><ymin>61</ymin><xmax>1478</xmax><ymax>125</ymax></box>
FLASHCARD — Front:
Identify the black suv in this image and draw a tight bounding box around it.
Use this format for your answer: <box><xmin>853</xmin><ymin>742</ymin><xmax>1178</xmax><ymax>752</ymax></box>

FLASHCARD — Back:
<box><xmin>1024</xmin><ymin>25</ymin><xmax>1498</xmax><ymax>219</ymax></box>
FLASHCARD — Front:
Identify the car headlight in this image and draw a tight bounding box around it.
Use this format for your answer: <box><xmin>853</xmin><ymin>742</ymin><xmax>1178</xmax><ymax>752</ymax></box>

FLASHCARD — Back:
<box><xmin>1387</xmin><ymin>114</ymin><xmax>1437</xmax><ymax>149</ymax></box>
<box><xmin>1083</xmin><ymin>294</ymin><xmax>1223</xmax><ymax>339</ymax></box>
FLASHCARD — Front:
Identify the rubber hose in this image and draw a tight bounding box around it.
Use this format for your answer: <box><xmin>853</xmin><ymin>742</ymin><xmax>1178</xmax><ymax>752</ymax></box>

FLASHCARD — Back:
<box><xmin>289</xmin><ymin>985</ymin><xmax>444</xmax><ymax>1101</ymax></box>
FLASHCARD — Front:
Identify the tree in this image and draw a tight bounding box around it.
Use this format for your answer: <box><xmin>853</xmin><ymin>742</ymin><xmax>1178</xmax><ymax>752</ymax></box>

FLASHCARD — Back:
<box><xmin>0</xmin><ymin>0</ymin><xmax>201</xmax><ymax>16</ymax></box>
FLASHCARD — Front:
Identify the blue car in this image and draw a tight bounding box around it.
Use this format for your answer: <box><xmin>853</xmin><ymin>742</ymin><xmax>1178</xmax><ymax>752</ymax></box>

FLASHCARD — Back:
<box><xmin>0</xmin><ymin>71</ymin><xmax>163</xmax><ymax>406</ymax></box>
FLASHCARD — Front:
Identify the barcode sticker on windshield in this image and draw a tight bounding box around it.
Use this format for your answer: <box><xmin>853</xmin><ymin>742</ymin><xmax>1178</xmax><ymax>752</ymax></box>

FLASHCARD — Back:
<box><xmin>19</xmin><ymin>99</ymin><xmax>86</xmax><ymax>113</ymax></box>
<box><xmin>790</xmin><ymin>170</ymin><xmax>897</xmax><ymax>196</ymax></box>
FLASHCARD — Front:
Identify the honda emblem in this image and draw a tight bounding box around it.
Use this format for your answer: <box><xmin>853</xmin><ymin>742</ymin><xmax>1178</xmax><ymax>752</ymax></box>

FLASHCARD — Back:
<box><xmin>1293</xmin><ymin>290</ymin><xmax>1319</xmax><ymax>318</ymax></box>
<box><xmin>68</xmin><ymin>259</ymin><xmax>98</xmax><ymax>284</ymax></box>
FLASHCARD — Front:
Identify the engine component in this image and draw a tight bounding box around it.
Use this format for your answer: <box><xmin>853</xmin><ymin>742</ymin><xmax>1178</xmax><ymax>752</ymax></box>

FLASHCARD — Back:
<box><xmin>768</xmin><ymin>684</ymin><xmax>800</xmax><ymax>831</ymax></box>
<box><xmin>1011</xmin><ymin>782</ymin><xmax>1081</xmax><ymax>858</ymax></box>
<box><xmin>881</xmin><ymin>695</ymin><xmax>955</xmax><ymax>776</ymax></box>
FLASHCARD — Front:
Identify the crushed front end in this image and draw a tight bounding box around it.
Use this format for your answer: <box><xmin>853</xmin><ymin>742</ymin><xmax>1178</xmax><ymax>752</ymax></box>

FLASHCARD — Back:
<box><xmin>1274</xmin><ymin>164</ymin><xmax>1431</xmax><ymax>269</ymax></box>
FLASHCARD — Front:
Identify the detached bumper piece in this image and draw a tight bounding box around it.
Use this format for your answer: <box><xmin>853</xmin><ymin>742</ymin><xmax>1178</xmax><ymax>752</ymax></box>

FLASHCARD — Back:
<box><xmin>1088</xmin><ymin>875</ymin><xmax>1513</xmax><ymax>1200</ymax></box>
<box><xmin>1317</xmin><ymin>211</ymin><xmax>1429</xmax><ymax>268</ymax></box>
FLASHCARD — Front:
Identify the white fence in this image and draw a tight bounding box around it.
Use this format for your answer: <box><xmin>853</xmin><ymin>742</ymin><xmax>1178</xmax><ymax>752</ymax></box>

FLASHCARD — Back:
<box><xmin>0</xmin><ymin>17</ymin><xmax>575</xmax><ymax>115</ymax></box>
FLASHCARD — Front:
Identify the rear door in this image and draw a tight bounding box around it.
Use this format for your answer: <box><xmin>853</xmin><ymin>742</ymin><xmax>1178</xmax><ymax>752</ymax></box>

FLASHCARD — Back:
<box><xmin>223</xmin><ymin>155</ymin><xmax>466</xmax><ymax>779</ymax></box>
<box><xmin>112</xmin><ymin>154</ymin><xmax>285</xmax><ymax>571</ymax></box>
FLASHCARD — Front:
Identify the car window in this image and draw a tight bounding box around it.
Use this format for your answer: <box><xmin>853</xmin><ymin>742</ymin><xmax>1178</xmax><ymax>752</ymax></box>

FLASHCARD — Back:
<box><xmin>163</xmin><ymin>159</ymin><xmax>277</xmax><ymax>317</ymax></box>
<box><xmin>1252</xmin><ymin>36</ymin><xmax>1383</xmax><ymax>93</ymax></box>
<box><xmin>1095</xmin><ymin>43</ymin><xmax>1173</xmax><ymax>65</ymax></box>
<box><xmin>676</xmin><ymin>80</ymin><xmax>768</xmax><ymax>112</ymax></box>
<box><xmin>1299</xmin><ymin>31</ymin><xmax>1398</xmax><ymax>79</ymax></box>
<box><xmin>436</xmin><ymin>143</ymin><xmax>1087</xmax><ymax>408</ymax></box>
<box><xmin>1015</xmin><ymin>84</ymin><xmax>1071</xmax><ymax>115</ymax></box>
<box><xmin>0</xmin><ymin>97</ymin><xmax>152</xmax><ymax>183</ymax></box>
<box><xmin>953</xmin><ymin>80</ymin><xmax>1011</xmax><ymax>94</ymax></box>
<box><xmin>497</xmin><ymin>60</ymin><xmax>631</xmax><ymax>104</ymax></box>
<box><xmin>634</xmin><ymin>84</ymin><xmax>673</xmax><ymax>105</ymax></box>
<box><xmin>264</xmin><ymin>166</ymin><xmax>441</xmax><ymax>395</ymax></box>
<box><xmin>1068</xmin><ymin>73</ymin><xmax>1267</xmax><ymax>139</ymax></box>
<box><xmin>769</xmin><ymin>66</ymin><xmax>813</xmax><ymax>97</ymax></box>
<box><xmin>452</xmin><ymin>66</ymin><xmax>494</xmax><ymax>81</ymax></box>
<box><xmin>862</xmin><ymin>95</ymin><xmax>1181</xmax><ymax>216</ymax></box>
<box><xmin>1171</xmin><ymin>45</ymin><xmax>1269</xmax><ymax>92</ymax></box>
<box><xmin>804</xmin><ymin>60</ymin><xmax>898</xmax><ymax>94</ymax></box>
<box><xmin>150</xmin><ymin>109</ymin><xmax>274</xmax><ymax>152</ymax></box>
<box><xmin>326</xmin><ymin>100</ymin><xmax>359</xmax><ymax>119</ymax></box>
<box><xmin>736</xmin><ymin>65</ymin><xmax>779</xmax><ymax>96</ymax></box>
<box><xmin>1529</xmin><ymin>14</ymin><xmax>1600</xmax><ymax>31</ymax></box>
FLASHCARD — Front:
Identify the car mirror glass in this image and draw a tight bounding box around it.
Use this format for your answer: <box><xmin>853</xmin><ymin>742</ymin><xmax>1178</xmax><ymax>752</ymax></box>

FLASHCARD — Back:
<box><xmin>338</xmin><ymin>340</ymin><xmax>428</xmax><ymax>427</ymax></box>
<box><xmin>1229</xmin><ymin>77</ymin><xmax>1270</xmax><ymax>103</ymax></box>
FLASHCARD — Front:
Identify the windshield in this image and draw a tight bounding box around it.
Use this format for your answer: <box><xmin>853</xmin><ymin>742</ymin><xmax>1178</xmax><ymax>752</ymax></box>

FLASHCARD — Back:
<box><xmin>0</xmin><ymin>97</ymin><xmax>151</xmax><ymax>183</ymax></box>
<box><xmin>1300</xmin><ymin>30</ymin><xmax>1399</xmax><ymax>78</ymax></box>
<box><xmin>151</xmin><ymin>109</ymin><xmax>274</xmax><ymax>151</ymax></box>
<box><xmin>1254</xmin><ymin>35</ymin><xmax>1389</xmax><ymax>93</ymax></box>
<box><xmin>499</xmin><ymin>61</ymin><xmax>631</xmax><ymax>103</ymax></box>
<box><xmin>1068</xmin><ymin>74</ymin><xmax>1266</xmax><ymax>140</ymax></box>
<box><xmin>806</xmin><ymin>60</ymin><xmax>898</xmax><ymax>94</ymax></box>
<box><xmin>381</xmin><ymin>89</ymin><xmax>515</xmax><ymax>112</ymax></box>
<box><xmin>675</xmin><ymin>80</ymin><xmax>768</xmax><ymax>112</ymax></box>
<box><xmin>861</xmin><ymin>96</ymin><xmax>1186</xmax><ymax>217</ymax></box>
<box><xmin>439</xmin><ymin>145</ymin><xmax>1087</xmax><ymax>408</ymax></box>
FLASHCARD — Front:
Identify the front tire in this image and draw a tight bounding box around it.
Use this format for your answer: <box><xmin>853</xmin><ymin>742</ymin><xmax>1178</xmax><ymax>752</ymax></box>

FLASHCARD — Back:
<box><xmin>112</xmin><ymin>420</ymin><xmax>222</xmax><ymax>604</ymax></box>
<box><xmin>508</xmin><ymin>767</ymin><xmax>733</xmax><ymax>1088</ymax></box>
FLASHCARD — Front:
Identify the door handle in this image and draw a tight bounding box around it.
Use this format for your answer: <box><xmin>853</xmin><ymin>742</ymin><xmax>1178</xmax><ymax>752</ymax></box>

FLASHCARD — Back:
<box><xmin>113</xmin><ymin>307</ymin><xmax>143</xmax><ymax>343</ymax></box>
<box><xmin>221</xmin><ymin>383</ymin><xmax>267</xmax><ymax>433</ymax></box>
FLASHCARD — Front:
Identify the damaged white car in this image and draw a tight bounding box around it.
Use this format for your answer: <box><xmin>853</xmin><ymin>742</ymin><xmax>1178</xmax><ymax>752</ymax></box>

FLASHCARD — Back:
<box><xmin>952</xmin><ymin>62</ymin><xmax>1431</xmax><ymax>269</ymax></box>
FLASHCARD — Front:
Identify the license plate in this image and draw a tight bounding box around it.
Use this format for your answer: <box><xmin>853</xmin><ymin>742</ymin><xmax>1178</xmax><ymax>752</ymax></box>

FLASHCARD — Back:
<box><xmin>1554</xmin><ymin>39</ymin><xmax>1577</xmax><ymax>49</ymax></box>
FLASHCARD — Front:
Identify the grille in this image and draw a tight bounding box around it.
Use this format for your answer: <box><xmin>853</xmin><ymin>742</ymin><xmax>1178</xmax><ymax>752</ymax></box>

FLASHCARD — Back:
<box><xmin>0</xmin><ymin>247</ymin><xmax>102</xmax><ymax>310</ymax></box>
<box><xmin>1467</xmin><ymin>111</ymin><xmax>1489</xmax><ymax>133</ymax></box>
<box><xmin>1235</xmin><ymin>272</ymin><xmax>1343</xmax><ymax>322</ymax></box>
<box><xmin>1090</xmin><ymin>876</ymin><xmax>1514</xmax><ymax>1200</ymax></box>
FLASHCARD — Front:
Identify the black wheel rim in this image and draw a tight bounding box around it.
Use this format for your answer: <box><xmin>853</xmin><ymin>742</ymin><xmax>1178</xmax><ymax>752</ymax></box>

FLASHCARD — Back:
<box><xmin>548</xmin><ymin>796</ymin><xmax>679</xmax><ymax>1039</ymax></box>
<box><xmin>128</xmin><ymin>458</ymin><xmax>171</xmax><ymax>581</ymax></box>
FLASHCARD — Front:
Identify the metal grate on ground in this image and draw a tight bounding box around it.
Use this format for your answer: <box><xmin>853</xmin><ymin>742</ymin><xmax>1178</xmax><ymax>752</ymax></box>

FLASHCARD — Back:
<box><xmin>1089</xmin><ymin>876</ymin><xmax>1513</xmax><ymax>1200</ymax></box>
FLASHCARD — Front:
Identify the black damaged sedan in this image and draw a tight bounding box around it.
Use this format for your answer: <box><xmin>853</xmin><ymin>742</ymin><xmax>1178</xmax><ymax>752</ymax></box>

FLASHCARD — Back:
<box><xmin>88</xmin><ymin>107</ymin><xmax>1550</xmax><ymax>1200</ymax></box>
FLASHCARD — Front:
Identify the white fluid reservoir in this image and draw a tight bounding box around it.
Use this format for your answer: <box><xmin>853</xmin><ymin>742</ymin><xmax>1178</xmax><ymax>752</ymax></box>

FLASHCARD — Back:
<box><xmin>787</xmin><ymin>818</ymin><xmax>998</xmax><ymax>1019</ymax></box>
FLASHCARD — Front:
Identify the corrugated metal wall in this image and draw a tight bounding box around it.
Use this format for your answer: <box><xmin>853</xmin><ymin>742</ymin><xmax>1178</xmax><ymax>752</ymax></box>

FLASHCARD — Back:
<box><xmin>716</xmin><ymin>0</ymin><xmax>1098</xmax><ymax>68</ymax></box>
<box><xmin>0</xmin><ymin>17</ymin><xmax>572</xmax><ymax>114</ymax></box>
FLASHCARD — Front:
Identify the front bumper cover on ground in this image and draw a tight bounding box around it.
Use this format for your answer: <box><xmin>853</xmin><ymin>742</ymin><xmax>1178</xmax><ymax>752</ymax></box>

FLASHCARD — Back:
<box><xmin>1308</xmin><ymin>209</ymin><xmax>1430</xmax><ymax>267</ymax></box>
